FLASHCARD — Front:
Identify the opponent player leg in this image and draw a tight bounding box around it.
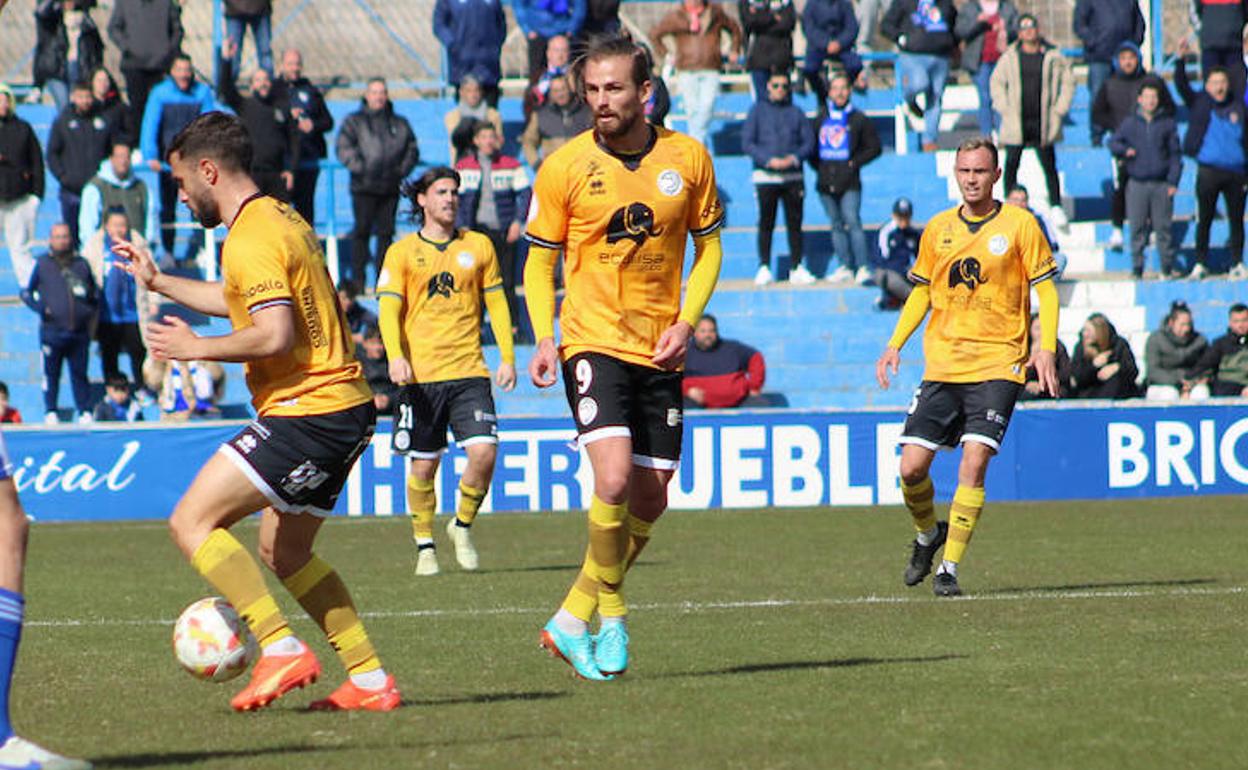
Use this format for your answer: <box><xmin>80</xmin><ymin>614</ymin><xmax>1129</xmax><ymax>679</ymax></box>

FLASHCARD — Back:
<box><xmin>257</xmin><ymin>510</ymin><xmax>399</xmax><ymax>712</ymax></box>
<box><xmin>933</xmin><ymin>442</ymin><xmax>991</xmax><ymax>597</ymax></box>
<box><xmin>406</xmin><ymin>457</ymin><xmax>441</xmax><ymax>576</ymax></box>
<box><xmin>0</xmin><ymin>474</ymin><xmax>90</xmax><ymax>769</ymax></box>
<box><xmin>170</xmin><ymin>453</ymin><xmax>321</xmax><ymax>711</ymax></box>
<box><xmin>446</xmin><ymin>442</ymin><xmax>495</xmax><ymax>571</ymax></box>
<box><xmin>540</xmin><ymin>436</ymin><xmax>631</xmax><ymax>681</ymax></box>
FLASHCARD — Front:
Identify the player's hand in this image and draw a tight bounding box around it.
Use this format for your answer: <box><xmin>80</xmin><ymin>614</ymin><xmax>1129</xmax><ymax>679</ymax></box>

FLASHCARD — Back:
<box><xmin>297</xmin><ymin>116</ymin><xmax>314</xmax><ymax>133</ymax></box>
<box><xmin>1028</xmin><ymin>348</ymin><xmax>1059</xmax><ymax>398</ymax></box>
<box><xmin>1167</xmin><ymin>186</ymin><xmax>1178</xmax><ymax>197</ymax></box>
<box><xmin>388</xmin><ymin>356</ymin><xmax>413</xmax><ymax>386</ymax></box>
<box><xmin>652</xmin><ymin>320</ymin><xmax>693</xmax><ymax>370</ymax></box>
<box><xmin>687</xmin><ymin>386</ymin><xmax>706</xmax><ymax>406</ymax></box>
<box><xmin>147</xmin><ymin>315</ymin><xmax>201</xmax><ymax>362</ymax></box>
<box><xmin>1098</xmin><ymin>362</ymin><xmax>1121</xmax><ymax>381</ymax></box>
<box><xmin>876</xmin><ymin>346</ymin><xmax>900</xmax><ymax>389</ymax></box>
<box><xmin>281</xmin><ymin>171</ymin><xmax>294</xmax><ymax>191</ymax></box>
<box><xmin>111</xmin><ymin>237</ymin><xmax>160</xmax><ymax>290</ymax></box>
<box><xmin>495</xmin><ymin>362</ymin><xmax>517</xmax><ymax>392</ymax></box>
<box><xmin>1124</xmin><ymin>148</ymin><xmax>1136</xmax><ymax>158</ymax></box>
<box><xmin>506</xmin><ymin>221</ymin><xmax>522</xmax><ymax>244</ymax></box>
<box><xmin>827</xmin><ymin>41</ymin><xmax>841</xmax><ymax>54</ymax></box>
<box><xmin>529</xmin><ymin>337</ymin><xmax>559</xmax><ymax>388</ymax></box>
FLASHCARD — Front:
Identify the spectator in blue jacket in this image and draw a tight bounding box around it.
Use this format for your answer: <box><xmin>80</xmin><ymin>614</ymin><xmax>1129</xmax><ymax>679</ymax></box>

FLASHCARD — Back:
<box><xmin>88</xmin><ymin>208</ymin><xmax>148</xmax><ymax>391</ymax></box>
<box><xmin>93</xmin><ymin>374</ymin><xmax>144</xmax><ymax>422</ymax></box>
<box><xmin>455</xmin><ymin>121</ymin><xmax>531</xmax><ymax>334</ymax></box>
<box><xmin>801</xmin><ymin>0</ymin><xmax>862</xmax><ymax>103</ymax></box>
<box><xmin>1175</xmin><ymin>45</ymin><xmax>1248</xmax><ymax>279</ymax></box>
<box><xmin>742</xmin><ymin>69</ymin><xmax>814</xmax><ymax>286</ymax></box>
<box><xmin>515</xmin><ymin>0</ymin><xmax>587</xmax><ymax>82</ymax></box>
<box><xmin>873</xmin><ymin>196</ymin><xmax>920</xmax><ymax>309</ymax></box>
<box><xmin>434</xmin><ymin>0</ymin><xmax>508</xmax><ymax>106</ymax></box>
<box><xmin>1108</xmin><ymin>82</ymin><xmax>1182</xmax><ymax>278</ymax></box>
<box><xmin>21</xmin><ymin>224</ymin><xmax>97</xmax><ymax>424</ymax></box>
<box><xmin>139</xmin><ymin>54</ymin><xmax>215</xmax><ymax>264</ymax></box>
<box><xmin>1073</xmin><ymin>0</ymin><xmax>1145</xmax><ymax>144</ymax></box>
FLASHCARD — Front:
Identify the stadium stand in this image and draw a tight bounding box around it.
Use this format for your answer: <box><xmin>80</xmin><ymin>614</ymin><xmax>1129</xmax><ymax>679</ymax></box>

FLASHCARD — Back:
<box><xmin>0</xmin><ymin>0</ymin><xmax>1239</xmax><ymax>421</ymax></box>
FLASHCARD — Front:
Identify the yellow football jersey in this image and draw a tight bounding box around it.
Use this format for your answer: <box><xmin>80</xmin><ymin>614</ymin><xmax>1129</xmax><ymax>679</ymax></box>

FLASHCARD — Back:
<box><xmin>909</xmin><ymin>202</ymin><xmax>1058</xmax><ymax>384</ymax></box>
<box><xmin>525</xmin><ymin>126</ymin><xmax>724</xmax><ymax>368</ymax></box>
<box><xmin>221</xmin><ymin>196</ymin><xmax>371</xmax><ymax>416</ymax></box>
<box><xmin>376</xmin><ymin>229</ymin><xmax>503</xmax><ymax>383</ymax></box>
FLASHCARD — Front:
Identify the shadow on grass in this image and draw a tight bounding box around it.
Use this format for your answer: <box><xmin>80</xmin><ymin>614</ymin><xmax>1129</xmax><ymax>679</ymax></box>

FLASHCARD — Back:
<box><xmin>481</xmin><ymin>560</ymin><xmax>664</xmax><ymax>575</ymax></box>
<box><xmin>658</xmin><ymin>653</ymin><xmax>967</xmax><ymax>679</ymax></box>
<box><xmin>984</xmin><ymin>577</ymin><xmax>1217</xmax><ymax>595</ymax></box>
<box><xmin>94</xmin><ymin>731</ymin><xmax>560</xmax><ymax>768</ymax></box>
<box><xmin>403</xmin><ymin>689</ymin><xmax>569</xmax><ymax>707</ymax></box>
<box><xmin>93</xmin><ymin>745</ymin><xmax>337</xmax><ymax>768</ymax></box>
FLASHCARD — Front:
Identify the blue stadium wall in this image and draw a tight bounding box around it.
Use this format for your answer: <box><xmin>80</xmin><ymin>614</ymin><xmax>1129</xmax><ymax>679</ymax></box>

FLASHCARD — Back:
<box><xmin>5</xmin><ymin>402</ymin><xmax>1246</xmax><ymax>522</ymax></box>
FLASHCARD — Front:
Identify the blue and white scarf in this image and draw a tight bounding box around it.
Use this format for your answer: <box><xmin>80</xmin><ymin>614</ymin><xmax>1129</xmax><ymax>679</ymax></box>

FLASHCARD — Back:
<box><xmin>818</xmin><ymin>102</ymin><xmax>853</xmax><ymax>161</ymax></box>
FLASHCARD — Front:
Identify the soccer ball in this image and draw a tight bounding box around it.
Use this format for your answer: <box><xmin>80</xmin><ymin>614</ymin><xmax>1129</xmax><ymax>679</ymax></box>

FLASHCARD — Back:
<box><xmin>172</xmin><ymin>597</ymin><xmax>257</xmax><ymax>682</ymax></box>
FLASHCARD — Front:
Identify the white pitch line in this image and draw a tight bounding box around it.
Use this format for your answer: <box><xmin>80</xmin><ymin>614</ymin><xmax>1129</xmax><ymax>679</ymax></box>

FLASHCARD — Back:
<box><xmin>23</xmin><ymin>584</ymin><xmax>1245</xmax><ymax>629</ymax></box>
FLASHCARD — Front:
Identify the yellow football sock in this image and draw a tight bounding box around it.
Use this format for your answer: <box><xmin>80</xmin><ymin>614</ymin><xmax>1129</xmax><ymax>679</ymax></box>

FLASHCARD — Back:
<box><xmin>943</xmin><ymin>485</ymin><xmax>986</xmax><ymax>565</ymax></box>
<box><xmin>588</xmin><ymin>496</ymin><xmax>629</xmax><ymax>618</ymax></box>
<box><xmin>190</xmin><ymin>528</ymin><xmax>291</xmax><ymax>648</ymax></box>
<box><xmin>407</xmin><ymin>476</ymin><xmax>435</xmax><ymax>540</ymax></box>
<box><xmin>561</xmin><ymin>545</ymin><xmax>600</xmax><ymax>623</ymax></box>
<box><xmin>623</xmin><ymin>514</ymin><xmax>653</xmax><ymax>571</ymax></box>
<box><xmin>901</xmin><ymin>476</ymin><xmax>937</xmax><ymax>533</ymax></box>
<box><xmin>282</xmin><ymin>555</ymin><xmax>381</xmax><ymax>675</ymax></box>
<box><xmin>456</xmin><ymin>481</ymin><xmax>486</xmax><ymax>527</ymax></box>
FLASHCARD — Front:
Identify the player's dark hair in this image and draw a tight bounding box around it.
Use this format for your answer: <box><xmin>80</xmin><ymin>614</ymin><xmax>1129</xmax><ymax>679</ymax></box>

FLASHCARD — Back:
<box><xmin>956</xmin><ymin>136</ymin><xmax>999</xmax><ymax>168</ymax></box>
<box><xmin>1007</xmin><ymin>184</ymin><xmax>1029</xmax><ymax>199</ymax></box>
<box><xmin>166</xmin><ymin>111</ymin><xmax>253</xmax><ymax>172</ymax></box>
<box><xmin>401</xmin><ymin>166</ymin><xmax>460</xmax><ymax>223</ymax></box>
<box><xmin>106</xmin><ymin>374</ymin><xmax>131</xmax><ymax>391</ymax></box>
<box><xmin>1230</xmin><ymin>303</ymin><xmax>1248</xmax><ymax>316</ymax></box>
<box><xmin>362</xmin><ymin>323</ymin><xmax>382</xmax><ymax>341</ymax></box>
<box><xmin>572</xmin><ymin>34</ymin><xmax>651</xmax><ymax>93</ymax></box>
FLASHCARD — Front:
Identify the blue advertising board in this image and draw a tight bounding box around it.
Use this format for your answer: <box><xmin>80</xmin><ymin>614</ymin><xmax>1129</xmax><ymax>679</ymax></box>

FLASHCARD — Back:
<box><xmin>3</xmin><ymin>401</ymin><xmax>1246</xmax><ymax>522</ymax></box>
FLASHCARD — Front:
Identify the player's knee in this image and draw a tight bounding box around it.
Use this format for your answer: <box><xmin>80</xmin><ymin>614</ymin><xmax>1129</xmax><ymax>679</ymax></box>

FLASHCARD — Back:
<box><xmin>594</xmin><ymin>466</ymin><xmax>632</xmax><ymax>504</ymax></box>
<box><xmin>465</xmin><ymin>445</ymin><xmax>497</xmax><ymax>478</ymax></box>
<box><xmin>898</xmin><ymin>461</ymin><xmax>928</xmax><ymax>487</ymax></box>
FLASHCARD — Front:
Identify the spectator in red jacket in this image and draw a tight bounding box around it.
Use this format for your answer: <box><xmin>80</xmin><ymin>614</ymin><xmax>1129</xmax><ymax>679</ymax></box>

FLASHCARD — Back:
<box><xmin>683</xmin><ymin>315</ymin><xmax>767</xmax><ymax>408</ymax></box>
<box><xmin>0</xmin><ymin>383</ymin><xmax>20</xmax><ymax>424</ymax></box>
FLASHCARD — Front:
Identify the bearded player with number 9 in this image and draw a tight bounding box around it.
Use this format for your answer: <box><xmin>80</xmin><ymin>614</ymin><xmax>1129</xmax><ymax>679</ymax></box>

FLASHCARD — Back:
<box><xmin>875</xmin><ymin>137</ymin><xmax>1061</xmax><ymax>597</ymax></box>
<box><xmin>524</xmin><ymin>35</ymin><xmax>724</xmax><ymax>680</ymax></box>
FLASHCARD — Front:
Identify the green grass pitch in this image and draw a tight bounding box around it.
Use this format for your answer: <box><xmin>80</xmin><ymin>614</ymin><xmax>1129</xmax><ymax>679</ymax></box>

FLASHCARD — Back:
<box><xmin>13</xmin><ymin>498</ymin><xmax>1248</xmax><ymax>769</ymax></box>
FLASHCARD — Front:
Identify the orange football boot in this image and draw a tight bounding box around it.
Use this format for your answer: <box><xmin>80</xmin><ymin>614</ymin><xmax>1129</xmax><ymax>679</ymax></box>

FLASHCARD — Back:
<box><xmin>230</xmin><ymin>648</ymin><xmax>321</xmax><ymax>712</ymax></box>
<box><xmin>308</xmin><ymin>674</ymin><xmax>401</xmax><ymax>712</ymax></box>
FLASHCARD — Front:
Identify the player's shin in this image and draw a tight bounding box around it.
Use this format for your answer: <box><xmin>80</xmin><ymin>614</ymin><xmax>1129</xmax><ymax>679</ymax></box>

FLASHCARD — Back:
<box><xmin>943</xmin><ymin>485</ymin><xmax>986</xmax><ymax>567</ymax></box>
<box><xmin>191</xmin><ymin>528</ymin><xmax>293</xmax><ymax>651</ymax></box>
<box><xmin>281</xmin><ymin>555</ymin><xmax>386</xmax><ymax>685</ymax></box>
<box><xmin>901</xmin><ymin>476</ymin><xmax>938</xmax><ymax>538</ymax></box>
<box><xmin>407</xmin><ymin>476</ymin><xmax>436</xmax><ymax>542</ymax></box>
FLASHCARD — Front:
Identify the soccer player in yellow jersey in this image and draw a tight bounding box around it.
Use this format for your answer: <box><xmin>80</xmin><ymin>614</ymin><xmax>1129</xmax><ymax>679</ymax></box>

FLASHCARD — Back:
<box><xmin>113</xmin><ymin>113</ymin><xmax>399</xmax><ymax>711</ymax></box>
<box><xmin>524</xmin><ymin>35</ymin><xmax>724</xmax><ymax>680</ymax></box>
<box><xmin>377</xmin><ymin>166</ymin><xmax>516</xmax><ymax>576</ymax></box>
<box><xmin>877</xmin><ymin>137</ymin><xmax>1061</xmax><ymax>597</ymax></box>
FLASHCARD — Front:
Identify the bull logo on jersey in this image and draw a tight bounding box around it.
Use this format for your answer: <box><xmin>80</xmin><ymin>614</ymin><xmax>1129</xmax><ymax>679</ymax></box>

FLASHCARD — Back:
<box><xmin>606</xmin><ymin>203</ymin><xmax>663</xmax><ymax>245</ymax></box>
<box><xmin>427</xmin><ymin>271</ymin><xmax>457</xmax><ymax>299</ymax></box>
<box><xmin>948</xmin><ymin>258</ymin><xmax>987</xmax><ymax>290</ymax></box>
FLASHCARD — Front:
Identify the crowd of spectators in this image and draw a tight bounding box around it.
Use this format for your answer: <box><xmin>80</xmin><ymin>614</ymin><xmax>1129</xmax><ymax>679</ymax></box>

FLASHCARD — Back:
<box><xmin>10</xmin><ymin>0</ymin><xmax>1248</xmax><ymax>422</ymax></box>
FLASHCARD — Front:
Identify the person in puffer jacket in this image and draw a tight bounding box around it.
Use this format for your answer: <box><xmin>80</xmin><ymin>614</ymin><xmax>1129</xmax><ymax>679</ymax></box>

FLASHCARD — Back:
<box><xmin>335</xmin><ymin>78</ymin><xmax>419</xmax><ymax>288</ymax></box>
<box><xmin>1144</xmin><ymin>301</ymin><xmax>1210</xmax><ymax>401</ymax></box>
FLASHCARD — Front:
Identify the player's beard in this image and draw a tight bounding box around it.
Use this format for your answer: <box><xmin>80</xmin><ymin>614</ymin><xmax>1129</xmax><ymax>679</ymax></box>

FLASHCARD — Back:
<box><xmin>188</xmin><ymin>188</ymin><xmax>222</xmax><ymax>229</ymax></box>
<box><xmin>595</xmin><ymin>103</ymin><xmax>642</xmax><ymax>140</ymax></box>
